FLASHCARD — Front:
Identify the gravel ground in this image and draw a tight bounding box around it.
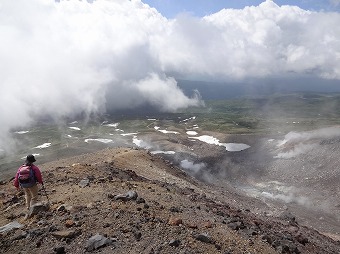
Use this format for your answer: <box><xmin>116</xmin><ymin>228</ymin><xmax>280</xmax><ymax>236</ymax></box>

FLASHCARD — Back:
<box><xmin>0</xmin><ymin>147</ymin><xmax>339</xmax><ymax>253</ymax></box>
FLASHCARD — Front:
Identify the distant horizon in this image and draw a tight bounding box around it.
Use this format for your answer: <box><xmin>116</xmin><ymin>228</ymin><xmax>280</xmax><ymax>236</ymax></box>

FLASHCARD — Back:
<box><xmin>177</xmin><ymin>77</ymin><xmax>340</xmax><ymax>100</ymax></box>
<box><xmin>143</xmin><ymin>0</ymin><xmax>340</xmax><ymax>18</ymax></box>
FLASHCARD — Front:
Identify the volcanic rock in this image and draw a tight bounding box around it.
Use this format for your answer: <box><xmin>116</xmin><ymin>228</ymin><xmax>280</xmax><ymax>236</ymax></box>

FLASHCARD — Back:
<box><xmin>193</xmin><ymin>233</ymin><xmax>215</xmax><ymax>244</ymax></box>
<box><xmin>51</xmin><ymin>230</ymin><xmax>79</xmax><ymax>239</ymax></box>
<box><xmin>78</xmin><ymin>178</ymin><xmax>90</xmax><ymax>188</ymax></box>
<box><xmin>28</xmin><ymin>202</ymin><xmax>49</xmax><ymax>217</ymax></box>
<box><xmin>86</xmin><ymin>233</ymin><xmax>112</xmax><ymax>252</ymax></box>
<box><xmin>0</xmin><ymin>221</ymin><xmax>23</xmax><ymax>233</ymax></box>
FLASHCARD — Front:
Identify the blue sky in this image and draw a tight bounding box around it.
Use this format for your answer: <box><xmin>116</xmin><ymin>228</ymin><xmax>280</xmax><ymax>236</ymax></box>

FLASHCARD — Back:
<box><xmin>143</xmin><ymin>0</ymin><xmax>340</xmax><ymax>18</ymax></box>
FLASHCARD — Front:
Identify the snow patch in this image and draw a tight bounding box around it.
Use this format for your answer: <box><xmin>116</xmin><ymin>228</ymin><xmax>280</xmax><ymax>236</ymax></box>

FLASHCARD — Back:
<box><xmin>84</xmin><ymin>139</ymin><xmax>113</xmax><ymax>144</ymax></box>
<box><xmin>69</xmin><ymin>127</ymin><xmax>81</xmax><ymax>131</ymax></box>
<box><xmin>121</xmin><ymin>133</ymin><xmax>138</xmax><ymax>136</ymax></box>
<box><xmin>186</xmin><ymin>131</ymin><xmax>198</xmax><ymax>136</ymax></box>
<box><xmin>158</xmin><ymin>129</ymin><xmax>179</xmax><ymax>134</ymax></box>
<box><xmin>180</xmin><ymin>116</ymin><xmax>196</xmax><ymax>123</ymax></box>
<box><xmin>105</xmin><ymin>123</ymin><xmax>119</xmax><ymax>127</ymax></box>
<box><xmin>15</xmin><ymin>131</ymin><xmax>29</xmax><ymax>134</ymax></box>
<box><xmin>189</xmin><ymin>135</ymin><xmax>250</xmax><ymax>152</ymax></box>
<box><xmin>34</xmin><ymin>143</ymin><xmax>51</xmax><ymax>149</ymax></box>
<box><xmin>151</xmin><ymin>150</ymin><xmax>176</xmax><ymax>155</ymax></box>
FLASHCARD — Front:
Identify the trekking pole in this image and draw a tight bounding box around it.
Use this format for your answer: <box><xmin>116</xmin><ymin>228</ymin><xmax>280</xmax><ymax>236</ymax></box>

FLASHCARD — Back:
<box><xmin>41</xmin><ymin>184</ymin><xmax>50</xmax><ymax>204</ymax></box>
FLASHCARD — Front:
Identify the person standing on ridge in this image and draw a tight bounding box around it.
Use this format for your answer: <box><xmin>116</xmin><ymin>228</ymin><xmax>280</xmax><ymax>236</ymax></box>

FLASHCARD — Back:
<box><xmin>14</xmin><ymin>154</ymin><xmax>44</xmax><ymax>210</ymax></box>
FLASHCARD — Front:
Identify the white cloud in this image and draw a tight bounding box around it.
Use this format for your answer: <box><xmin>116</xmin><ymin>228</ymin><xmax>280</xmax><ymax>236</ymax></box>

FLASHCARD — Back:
<box><xmin>330</xmin><ymin>0</ymin><xmax>340</xmax><ymax>6</ymax></box>
<box><xmin>1</xmin><ymin>0</ymin><xmax>340</xmax><ymax>147</ymax></box>
<box><xmin>0</xmin><ymin>0</ymin><xmax>201</xmax><ymax>146</ymax></box>
<box><xmin>200</xmin><ymin>1</ymin><xmax>340</xmax><ymax>79</ymax></box>
<box><xmin>148</xmin><ymin>1</ymin><xmax>340</xmax><ymax>79</ymax></box>
<box><xmin>105</xmin><ymin>73</ymin><xmax>202</xmax><ymax>111</ymax></box>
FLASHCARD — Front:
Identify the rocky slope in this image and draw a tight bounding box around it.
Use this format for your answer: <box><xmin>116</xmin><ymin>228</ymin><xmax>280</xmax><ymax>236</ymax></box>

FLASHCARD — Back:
<box><xmin>0</xmin><ymin>147</ymin><xmax>339</xmax><ymax>254</ymax></box>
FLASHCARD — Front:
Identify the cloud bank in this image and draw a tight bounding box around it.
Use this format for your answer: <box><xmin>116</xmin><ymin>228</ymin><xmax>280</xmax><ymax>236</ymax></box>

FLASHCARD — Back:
<box><xmin>1</xmin><ymin>0</ymin><xmax>340</xmax><ymax>148</ymax></box>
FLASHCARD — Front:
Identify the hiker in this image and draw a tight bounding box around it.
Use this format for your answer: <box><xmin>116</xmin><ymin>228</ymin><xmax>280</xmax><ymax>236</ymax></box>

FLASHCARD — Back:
<box><xmin>14</xmin><ymin>154</ymin><xmax>44</xmax><ymax>210</ymax></box>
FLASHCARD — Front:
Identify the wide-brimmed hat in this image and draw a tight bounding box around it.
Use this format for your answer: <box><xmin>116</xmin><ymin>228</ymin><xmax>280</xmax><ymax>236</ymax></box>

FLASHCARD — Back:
<box><xmin>26</xmin><ymin>154</ymin><xmax>36</xmax><ymax>163</ymax></box>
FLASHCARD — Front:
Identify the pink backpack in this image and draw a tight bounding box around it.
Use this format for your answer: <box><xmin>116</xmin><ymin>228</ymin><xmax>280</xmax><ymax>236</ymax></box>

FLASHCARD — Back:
<box><xmin>18</xmin><ymin>165</ymin><xmax>36</xmax><ymax>188</ymax></box>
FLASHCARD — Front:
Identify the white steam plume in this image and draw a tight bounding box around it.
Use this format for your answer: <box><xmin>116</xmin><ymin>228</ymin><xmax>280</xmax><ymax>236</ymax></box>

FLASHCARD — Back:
<box><xmin>278</xmin><ymin>126</ymin><xmax>340</xmax><ymax>146</ymax></box>
<box><xmin>275</xmin><ymin>126</ymin><xmax>340</xmax><ymax>158</ymax></box>
<box><xmin>180</xmin><ymin>159</ymin><xmax>214</xmax><ymax>183</ymax></box>
<box><xmin>180</xmin><ymin>159</ymin><xmax>206</xmax><ymax>174</ymax></box>
<box><xmin>274</xmin><ymin>143</ymin><xmax>317</xmax><ymax>159</ymax></box>
<box><xmin>261</xmin><ymin>191</ymin><xmax>312</xmax><ymax>207</ymax></box>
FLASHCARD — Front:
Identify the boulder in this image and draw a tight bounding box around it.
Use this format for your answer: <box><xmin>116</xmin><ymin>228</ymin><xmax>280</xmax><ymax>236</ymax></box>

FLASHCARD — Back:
<box><xmin>169</xmin><ymin>206</ymin><xmax>181</xmax><ymax>213</ymax></box>
<box><xmin>79</xmin><ymin>178</ymin><xmax>90</xmax><ymax>188</ymax></box>
<box><xmin>28</xmin><ymin>202</ymin><xmax>49</xmax><ymax>218</ymax></box>
<box><xmin>126</xmin><ymin>190</ymin><xmax>138</xmax><ymax>200</ymax></box>
<box><xmin>10</xmin><ymin>229</ymin><xmax>27</xmax><ymax>241</ymax></box>
<box><xmin>54</xmin><ymin>246</ymin><xmax>66</xmax><ymax>254</ymax></box>
<box><xmin>133</xmin><ymin>231</ymin><xmax>142</xmax><ymax>241</ymax></box>
<box><xmin>193</xmin><ymin>233</ymin><xmax>215</xmax><ymax>244</ymax></box>
<box><xmin>136</xmin><ymin>197</ymin><xmax>145</xmax><ymax>204</ymax></box>
<box><xmin>86</xmin><ymin>233</ymin><xmax>112</xmax><ymax>252</ymax></box>
<box><xmin>227</xmin><ymin>221</ymin><xmax>244</xmax><ymax>230</ymax></box>
<box><xmin>0</xmin><ymin>221</ymin><xmax>23</xmax><ymax>233</ymax></box>
<box><xmin>27</xmin><ymin>228</ymin><xmax>47</xmax><ymax>238</ymax></box>
<box><xmin>168</xmin><ymin>217</ymin><xmax>182</xmax><ymax>226</ymax></box>
<box><xmin>57</xmin><ymin>204</ymin><xmax>73</xmax><ymax>212</ymax></box>
<box><xmin>51</xmin><ymin>230</ymin><xmax>79</xmax><ymax>239</ymax></box>
<box><xmin>169</xmin><ymin>239</ymin><xmax>181</xmax><ymax>247</ymax></box>
<box><xmin>114</xmin><ymin>190</ymin><xmax>138</xmax><ymax>201</ymax></box>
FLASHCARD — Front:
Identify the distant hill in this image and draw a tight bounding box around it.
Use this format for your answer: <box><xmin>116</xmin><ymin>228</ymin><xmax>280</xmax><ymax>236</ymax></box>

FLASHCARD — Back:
<box><xmin>177</xmin><ymin>77</ymin><xmax>340</xmax><ymax>100</ymax></box>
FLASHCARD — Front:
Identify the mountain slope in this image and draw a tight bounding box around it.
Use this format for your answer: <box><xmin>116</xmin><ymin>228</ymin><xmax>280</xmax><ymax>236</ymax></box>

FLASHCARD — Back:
<box><xmin>0</xmin><ymin>147</ymin><xmax>339</xmax><ymax>253</ymax></box>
